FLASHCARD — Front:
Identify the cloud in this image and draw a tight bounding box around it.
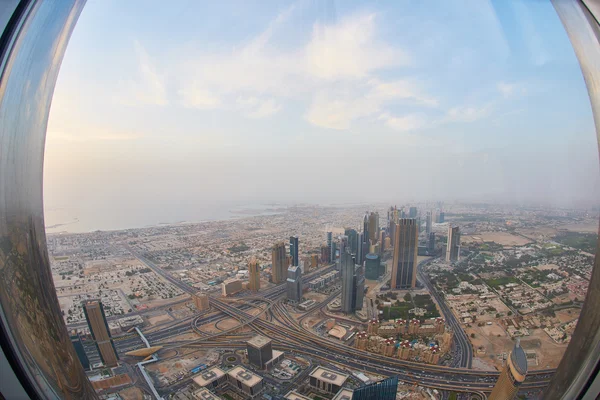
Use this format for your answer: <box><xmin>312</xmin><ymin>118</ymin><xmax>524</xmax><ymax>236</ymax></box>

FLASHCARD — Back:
<box><xmin>117</xmin><ymin>41</ymin><xmax>167</xmax><ymax>106</ymax></box>
<box><xmin>305</xmin><ymin>13</ymin><xmax>410</xmax><ymax>79</ymax></box>
<box><xmin>48</xmin><ymin>129</ymin><xmax>143</xmax><ymax>143</ymax></box>
<box><xmin>236</xmin><ymin>96</ymin><xmax>282</xmax><ymax>118</ymax></box>
<box><xmin>379</xmin><ymin>113</ymin><xmax>427</xmax><ymax>132</ymax></box>
<box><xmin>497</xmin><ymin>82</ymin><xmax>526</xmax><ymax>98</ymax></box>
<box><xmin>445</xmin><ymin>105</ymin><xmax>492</xmax><ymax>123</ymax></box>
<box><xmin>180</xmin><ymin>86</ymin><xmax>221</xmax><ymax>109</ymax></box>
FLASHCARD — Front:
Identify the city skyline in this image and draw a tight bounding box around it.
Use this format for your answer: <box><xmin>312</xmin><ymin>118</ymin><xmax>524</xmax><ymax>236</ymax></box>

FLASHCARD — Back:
<box><xmin>43</xmin><ymin>0</ymin><xmax>600</xmax><ymax>235</ymax></box>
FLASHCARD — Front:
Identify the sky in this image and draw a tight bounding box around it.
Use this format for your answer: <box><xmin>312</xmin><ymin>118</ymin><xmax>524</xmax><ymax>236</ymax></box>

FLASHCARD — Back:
<box><xmin>43</xmin><ymin>0</ymin><xmax>600</xmax><ymax>231</ymax></box>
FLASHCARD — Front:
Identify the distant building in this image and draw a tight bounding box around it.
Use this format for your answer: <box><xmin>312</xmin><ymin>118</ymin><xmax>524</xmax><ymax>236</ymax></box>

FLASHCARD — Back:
<box><xmin>365</xmin><ymin>253</ymin><xmax>382</xmax><ymax>280</ymax></box>
<box><xmin>368</xmin><ymin>212</ymin><xmax>379</xmax><ymax>243</ymax></box>
<box><xmin>194</xmin><ymin>293</ymin><xmax>210</xmax><ymax>311</ymax></box>
<box><xmin>345</xmin><ymin>228</ymin><xmax>358</xmax><ymax>256</ymax></box>
<box><xmin>425</xmin><ymin>211</ymin><xmax>432</xmax><ymax>235</ymax></box>
<box><xmin>489</xmin><ymin>340</ymin><xmax>528</xmax><ymax>400</ymax></box>
<box><xmin>439</xmin><ymin>211</ymin><xmax>445</xmax><ymax>223</ymax></box>
<box><xmin>227</xmin><ymin>366</ymin><xmax>263</xmax><ymax>397</ymax></box>
<box><xmin>409</xmin><ymin>207</ymin><xmax>417</xmax><ymax>219</ymax></box>
<box><xmin>83</xmin><ymin>300</ymin><xmax>118</xmax><ymax>367</ymax></box>
<box><xmin>331</xmin><ymin>242</ymin><xmax>338</xmax><ymax>268</ymax></box>
<box><xmin>327</xmin><ymin>232</ymin><xmax>333</xmax><ymax>263</ymax></box>
<box><xmin>222</xmin><ymin>278</ymin><xmax>243</xmax><ymax>297</ymax></box>
<box><xmin>340</xmin><ymin>250</ymin><xmax>364</xmax><ymax>313</ymax></box>
<box><xmin>309</xmin><ymin>366</ymin><xmax>349</xmax><ymax>394</ymax></box>
<box><xmin>70</xmin><ymin>331</ymin><xmax>90</xmax><ymax>370</ymax></box>
<box><xmin>246</xmin><ymin>335</ymin><xmax>272</xmax><ymax>370</ymax></box>
<box><xmin>271</xmin><ymin>242</ymin><xmax>287</xmax><ymax>284</ymax></box>
<box><xmin>356</xmin><ymin>231</ymin><xmax>365</xmax><ymax>266</ymax></box>
<box><xmin>352</xmin><ymin>376</ymin><xmax>399</xmax><ymax>400</ymax></box>
<box><xmin>363</xmin><ymin>213</ymin><xmax>369</xmax><ymax>247</ymax></box>
<box><xmin>320</xmin><ymin>244</ymin><xmax>329</xmax><ymax>264</ymax></box>
<box><xmin>289</xmin><ymin>236</ymin><xmax>299</xmax><ymax>267</ymax></box>
<box><xmin>287</xmin><ymin>265</ymin><xmax>302</xmax><ymax>303</ymax></box>
<box><xmin>391</xmin><ymin>219</ymin><xmax>418</xmax><ymax>289</ymax></box>
<box><xmin>446</xmin><ymin>226</ymin><xmax>460</xmax><ymax>262</ymax></box>
<box><xmin>428</xmin><ymin>232</ymin><xmax>436</xmax><ymax>253</ymax></box>
<box><xmin>193</xmin><ymin>366</ymin><xmax>227</xmax><ymax>389</ymax></box>
<box><xmin>248</xmin><ymin>257</ymin><xmax>260</xmax><ymax>292</ymax></box>
<box><xmin>379</xmin><ymin>230</ymin><xmax>386</xmax><ymax>255</ymax></box>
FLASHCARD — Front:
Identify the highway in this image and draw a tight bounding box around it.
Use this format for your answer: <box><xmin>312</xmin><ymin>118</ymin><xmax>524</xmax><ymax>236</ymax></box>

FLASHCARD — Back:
<box><xmin>416</xmin><ymin>259</ymin><xmax>473</xmax><ymax>369</ymax></box>
<box><xmin>119</xmin><ymin>246</ymin><xmax>552</xmax><ymax>396</ymax></box>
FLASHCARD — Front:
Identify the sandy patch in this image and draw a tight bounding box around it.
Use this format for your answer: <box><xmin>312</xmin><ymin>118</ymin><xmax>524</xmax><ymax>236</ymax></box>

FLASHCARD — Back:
<box><xmin>464</xmin><ymin>232</ymin><xmax>531</xmax><ymax>246</ymax></box>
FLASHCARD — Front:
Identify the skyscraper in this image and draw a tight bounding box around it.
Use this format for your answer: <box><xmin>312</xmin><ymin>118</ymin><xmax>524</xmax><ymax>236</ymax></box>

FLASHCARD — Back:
<box><xmin>368</xmin><ymin>212</ymin><xmax>379</xmax><ymax>243</ymax></box>
<box><xmin>365</xmin><ymin>253</ymin><xmax>382</xmax><ymax>280</ymax></box>
<box><xmin>248</xmin><ymin>257</ymin><xmax>260</xmax><ymax>292</ymax></box>
<box><xmin>489</xmin><ymin>340</ymin><xmax>528</xmax><ymax>400</ymax></box>
<box><xmin>289</xmin><ymin>236</ymin><xmax>299</xmax><ymax>267</ymax></box>
<box><xmin>425</xmin><ymin>211</ymin><xmax>432</xmax><ymax>235</ymax></box>
<box><xmin>356</xmin><ymin>232</ymin><xmax>365</xmax><ymax>266</ymax></box>
<box><xmin>439</xmin><ymin>211</ymin><xmax>445</xmax><ymax>223</ymax></box>
<box><xmin>428</xmin><ymin>232</ymin><xmax>436</xmax><ymax>253</ymax></box>
<box><xmin>345</xmin><ymin>228</ymin><xmax>358</xmax><ymax>255</ymax></box>
<box><xmin>340</xmin><ymin>250</ymin><xmax>355</xmax><ymax>314</ymax></box>
<box><xmin>331</xmin><ymin>241</ymin><xmax>338</xmax><ymax>268</ymax></box>
<box><xmin>286</xmin><ymin>265</ymin><xmax>302</xmax><ymax>303</ymax></box>
<box><xmin>391</xmin><ymin>219</ymin><xmax>418</xmax><ymax>289</ymax></box>
<box><xmin>340</xmin><ymin>250</ymin><xmax>365</xmax><ymax>313</ymax></box>
<box><xmin>83</xmin><ymin>300</ymin><xmax>118</xmax><ymax>367</ymax></box>
<box><xmin>409</xmin><ymin>207</ymin><xmax>418</xmax><ymax>219</ymax></box>
<box><xmin>271</xmin><ymin>242</ymin><xmax>287</xmax><ymax>284</ymax></box>
<box><xmin>70</xmin><ymin>331</ymin><xmax>90</xmax><ymax>370</ymax></box>
<box><xmin>326</xmin><ymin>232</ymin><xmax>333</xmax><ymax>263</ymax></box>
<box><xmin>446</xmin><ymin>226</ymin><xmax>461</xmax><ymax>262</ymax></box>
<box><xmin>363</xmin><ymin>213</ymin><xmax>369</xmax><ymax>245</ymax></box>
<box><xmin>320</xmin><ymin>244</ymin><xmax>329</xmax><ymax>264</ymax></box>
<box><xmin>379</xmin><ymin>230</ymin><xmax>386</xmax><ymax>255</ymax></box>
<box><xmin>352</xmin><ymin>376</ymin><xmax>399</xmax><ymax>400</ymax></box>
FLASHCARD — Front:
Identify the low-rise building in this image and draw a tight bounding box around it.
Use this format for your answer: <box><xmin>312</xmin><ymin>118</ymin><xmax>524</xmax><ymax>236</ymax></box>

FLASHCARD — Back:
<box><xmin>192</xmin><ymin>366</ymin><xmax>227</xmax><ymax>390</ymax></box>
<box><xmin>222</xmin><ymin>279</ymin><xmax>243</xmax><ymax>297</ymax></box>
<box><xmin>227</xmin><ymin>366</ymin><xmax>263</xmax><ymax>397</ymax></box>
<box><xmin>309</xmin><ymin>366</ymin><xmax>349</xmax><ymax>394</ymax></box>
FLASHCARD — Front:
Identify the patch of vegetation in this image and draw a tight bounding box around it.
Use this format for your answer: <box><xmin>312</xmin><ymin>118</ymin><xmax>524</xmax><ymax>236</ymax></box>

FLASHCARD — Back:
<box><xmin>485</xmin><ymin>276</ymin><xmax>519</xmax><ymax>289</ymax></box>
<box><xmin>554</xmin><ymin>232</ymin><xmax>597</xmax><ymax>255</ymax></box>
<box><xmin>228</xmin><ymin>243</ymin><xmax>250</xmax><ymax>253</ymax></box>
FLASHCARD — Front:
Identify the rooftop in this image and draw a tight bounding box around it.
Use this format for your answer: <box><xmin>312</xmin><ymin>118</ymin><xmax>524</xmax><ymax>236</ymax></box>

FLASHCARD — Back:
<box><xmin>192</xmin><ymin>388</ymin><xmax>222</xmax><ymax>400</ymax></box>
<box><xmin>192</xmin><ymin>366</ymin><xmax>226</xmax><ymax>387</ymax></box>
<box><xmin>284</xmin><ymin>391</ymin><xmax>312</xmax><ymax>400</ymax></box>
<box><xmin>309</xmin><ymin>366</ymin><xmax>349</xmax><ymax>386</ymax></box>
<box><xmin>228</xmin><ymin>366</ymin><xmax>263</xmax><ymax>387</ymax></box>
<box><xmin>332</xmin><ymin>388</ymin><xmax>354</xmax><ymax>400</ymax></box>
<box><xmin>511</xmin><ymin>340</ymin><xmax>528</xmax><ymax>376</ymax></box>
<box><xmin>247</xmin><ymin>335</ymin><xmax>271</xmax><ymax>349</ymax></box>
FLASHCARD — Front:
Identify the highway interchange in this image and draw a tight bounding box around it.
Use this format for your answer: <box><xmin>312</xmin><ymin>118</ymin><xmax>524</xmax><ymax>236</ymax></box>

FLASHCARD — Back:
<box><xmin>110</xmin><ymin>248</ymin><xmax>554</xmax><ymax>397</ymax></box>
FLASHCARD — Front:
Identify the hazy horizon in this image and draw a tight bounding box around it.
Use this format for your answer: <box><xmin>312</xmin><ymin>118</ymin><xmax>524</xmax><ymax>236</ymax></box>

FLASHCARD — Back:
<box><xmin>44</xmin><ymin>0</ymin><xmax>600</xmax><ymax>232</ymax></box>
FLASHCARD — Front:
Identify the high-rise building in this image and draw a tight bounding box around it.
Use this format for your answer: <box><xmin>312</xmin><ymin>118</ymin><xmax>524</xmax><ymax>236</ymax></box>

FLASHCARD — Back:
<box><xmin>363</xmin><ymin>213</ymin><xmax>369</xmax><ymax>246</ymax></box>
<box><xmin>70</xmin><ymin>331</ymin><xmax>90</xmax><ymax>370</ymax></box>
<box><xmin>368</xmin><ymin>212</ymin><xmax>379</xmax><ymax>243</ymax></box>
<box><xmin>409</xmin><ymin>207</ymin><xmax>418</xmax><ymax>219</ymax></box>
<box><xmin>379</xmin><ymin>230</ymin><xmax>385</xmax><ymax>255</ymax></box>
<box><xmin>340</xmin><ymin>250</ymin><xmax>355</xmax><ymax>314</ymax></box>
<box><xmin>365</xmin><ymin>253</ymin><xmax>382</xmax><ymax>280</ymax></box>
<box><xmin>83</xmin><ymin>300</ymin><xmax>118</xmax><ymax>367</ymax></box>
<box><xmin>489</xmin><ymin>340</ymin><xmax>528</xmax><ymax>400</ymax></box>
<box><xmin>425</xmin><ymin>211</ymin><xmax>432</xmax><ymax>235</ymax></box>
<box><xmin>246</xmin><ymin>335</ymin><xmax>273</xmax><ymax>370</ymax></box>
<box><xmin>331</xmin><ymin>242</ymin><xmax>338</xmax><ymax>268</ymax></box>
<box><xmin>320</xmin><ymin>244</ymin><xmax>329</xmax><ymax>264</ymax></box>
<box><xmin>340</xmin><ymin>250</ymin><xmax>364</xmax><ymax>313</ymax></box>
<box><xmin>248</xmin><ymin>257</ymin><xmax>260</xmax><ymax>292</ymax></box>
<box><xmin>439</xmin><ymin>211</ymin><xmax>445</xmax><ymax>223</ymax></box>
<box><xmin>391</xmin><ymin>219</ymin><xmax>418</xmax><ymax>289</ymax></box>
<box><xmin>222</xmin><ymin>278</ymin><xmax>243</xmax><ymax>296</ymax></box>
<box><xmin>356</xmin><ymin>232</ymin><xmax>365</xmax><ymax>266</ymax></box>
<box><xmin>389</xmin><ymin>219</ymin><xmax>396</xmax><ymax>246</ymax></box>
<box><xmin>345</xmin><ymin>228</ymin><xmax>358</xmax><ymax>255</ymax></box>
<box><xmin>327</xmin><ymin>232</ymin><xmax>333</xmax><ymax>263</ymax></box>
<box><xmin>287</xmin><ymin>265</ymin><xmax>302</xmax><ymax>303</ymax></box>
<box><xmin>446</xmin><ymin>226</ymin><xmax>461</xmax><ymax>262</ymax></box>
<box><xmin>194</xmin><ymin>293</ymin><xmax>210</xmax><ymax>311</ymax></box>
<box><xmin>352</xmin><ymin>376</ymin><xmax>399</xmax><ymax>400</ymax></box>
<box><xmin>289</xmin><ymin>236</ymin><xmax>299</xmax><ymax>267</ymax></box>
<box><xmin>271</xmin><ymin>242</ymin><xmax>287</xmax><ymax>284</ymax></box>
<box><xmin>428</xmin><ymin>232</ymin><xmax>436</xmax><ymax>253</ymax></box>
<box><xmin>355</xmin><ymin>263</ymin><xmax>365</xmax><ymax>311</ymax></box>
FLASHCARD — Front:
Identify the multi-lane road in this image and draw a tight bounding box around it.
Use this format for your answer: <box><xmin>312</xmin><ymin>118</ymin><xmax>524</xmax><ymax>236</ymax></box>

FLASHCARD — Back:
<box><xmin>118</xmin><ymin>246</ymin><xmax>552</xmax><ymax>396</ymax></box>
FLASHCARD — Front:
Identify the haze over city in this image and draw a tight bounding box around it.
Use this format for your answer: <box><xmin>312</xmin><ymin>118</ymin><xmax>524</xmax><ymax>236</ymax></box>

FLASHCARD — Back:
<box><xmin>43</xmin><ymin>0</ymin><xmax>600</xmax><ymax>233</ymax></box>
